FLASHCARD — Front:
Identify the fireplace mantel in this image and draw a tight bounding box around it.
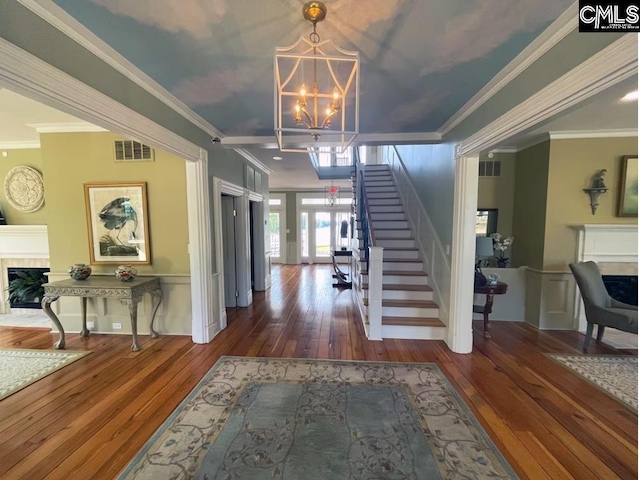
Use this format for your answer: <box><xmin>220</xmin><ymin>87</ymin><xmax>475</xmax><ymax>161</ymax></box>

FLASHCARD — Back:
<box><xmin>0</xmin><ymin>225</ymin><xmax>50</xmax><ymax>313</ymax></box>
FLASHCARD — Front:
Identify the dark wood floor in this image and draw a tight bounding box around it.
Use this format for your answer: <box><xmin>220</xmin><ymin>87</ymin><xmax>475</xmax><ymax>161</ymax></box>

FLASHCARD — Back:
<box><xmin>0</xmin><ymin>265</ymin><xmax>636</xmax><ymax>479</ymax></box>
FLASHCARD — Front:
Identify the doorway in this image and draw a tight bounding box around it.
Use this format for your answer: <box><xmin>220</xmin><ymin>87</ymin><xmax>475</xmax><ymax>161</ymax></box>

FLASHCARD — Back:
<box><xmin>300</xmin><ymin>209</ymin><xmax>351</xmax><ymax>264</ymax></box>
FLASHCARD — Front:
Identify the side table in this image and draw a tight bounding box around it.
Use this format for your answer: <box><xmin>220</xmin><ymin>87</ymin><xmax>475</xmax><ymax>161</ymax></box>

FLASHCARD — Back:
<box><xmin>41</xmin><ymin>276</ymin><xmax>163</xmax><ymax>351</ymax></box>
<box><xmin>473</xmin><ymin>281</ymin><xmax>508</xmax><ymax>339</ymax></box>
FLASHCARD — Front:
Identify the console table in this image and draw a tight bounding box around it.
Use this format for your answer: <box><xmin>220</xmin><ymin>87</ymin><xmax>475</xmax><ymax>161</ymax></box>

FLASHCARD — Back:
<box><xmin>473</xmin><ymin>281</ymin><xmax>508</xmax><ymax>339</ymax></box>
<box><xmin>41</xmin><ymin>277</ymin><xmax>163</xmax><ymax>351</ymax></box>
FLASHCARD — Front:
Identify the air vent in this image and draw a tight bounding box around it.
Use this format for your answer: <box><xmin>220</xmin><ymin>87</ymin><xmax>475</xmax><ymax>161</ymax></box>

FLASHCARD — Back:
<box><xmin>114</xmin><ymin>140</ymin><xmax>154</xmax><ymax>162</ymax></box>
<box><xmin>479</xmin><ymin>160</ymin><xmax>501</xmax><ymax>177</ymax></box>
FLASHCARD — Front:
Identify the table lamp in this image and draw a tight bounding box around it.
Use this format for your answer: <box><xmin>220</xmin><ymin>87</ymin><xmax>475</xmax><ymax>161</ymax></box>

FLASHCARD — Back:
<box><xmin>475</xmin><ymin>236</ymin><xmax>494</xmax><ymax>286</ymax></box>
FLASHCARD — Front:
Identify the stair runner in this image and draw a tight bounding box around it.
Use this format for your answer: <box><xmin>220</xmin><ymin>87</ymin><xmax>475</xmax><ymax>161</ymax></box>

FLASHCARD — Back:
<box><xmin>358</xmin><ymin>164</ymin><xmax>445</xmax><ymax>339</ymax></box>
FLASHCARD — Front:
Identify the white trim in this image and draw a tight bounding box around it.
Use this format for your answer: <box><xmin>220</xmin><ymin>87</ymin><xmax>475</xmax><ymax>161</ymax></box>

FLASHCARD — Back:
<box><xmin>27</xmin><ymin>122</ymin><xmax>107</xmax><ymax>133</ymax></box>
<box><xmin>447</xmin><ymin>154</ymin><xmax>479</xmax><ymax>355</ymax></box>
<box><xmin>212</xmin><ymin>178</ymin><xmax>227</xmax><ymax>330</ymax></box>
<box><xmin>0</xmin><ymin>141</ymin><xmax>41</xmax><ymax>149</ymax></box>
<box><xmin>439</xmin><ymin>2</ymin><xmax>577</xmax><ymax>135</ymax></box>
<box><xmin>0</xmin><ymin>38</ymin><xmax>202</xmax><ymax>162</ymax></box>
<box><xmin>548</xmin><ymin>129</ymin><xmax>638</xmax><ymax>139</ymax></box>
<box><xmin>221</xmin><ymin>132</ymin><xmax>442</xmax><ymax>149</ymax></box>
<box><xmin>248</xmin><ymin>191</ymin><xmax>264</xmax><ymax>203</ymax></box>
<box><xmin>186</xmin><ymin>151</ymin><xmax>217</xmax><ymax>343</ymax></box>
<box><xmin>488</xmin><ymin>147</ymin><xmax>518</xmax><ymax>154</ymax></box>
<box><xmin>16</xmin><ymin>0</ymin><xmax>224</xmax><ymax>139</ymax></box>
<box><xmin>0</xmin><ymin>36</ymin><xmax>216</xmax><ymax>345</ymax></box>
<box><xmin>220</xmin><ymin>180</ymin><xmax>245</xmax><ymax>197</ymax></box>
<box><xmin>458</xmin><ymin>34</ymin><xmax>638</xmax><ymax>156</ymax></box>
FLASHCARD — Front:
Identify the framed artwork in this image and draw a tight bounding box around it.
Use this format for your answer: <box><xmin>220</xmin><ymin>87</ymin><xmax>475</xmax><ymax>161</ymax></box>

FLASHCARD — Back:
<box><xmin>617</xmin><ymin>156</ymin><xmax>638</xmax><ymax>217</ymax></box>
<box><xmin>84</xmin><ymin>182</ymin><xmax>151</xmax><ymax>264</ymax></box>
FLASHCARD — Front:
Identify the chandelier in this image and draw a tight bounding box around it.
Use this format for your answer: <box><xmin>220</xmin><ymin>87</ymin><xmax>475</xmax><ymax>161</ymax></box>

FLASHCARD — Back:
<box><xmin>274</xmin><ymin>1</ymin><xmax>359</xmax><ymax>153</ymax></box>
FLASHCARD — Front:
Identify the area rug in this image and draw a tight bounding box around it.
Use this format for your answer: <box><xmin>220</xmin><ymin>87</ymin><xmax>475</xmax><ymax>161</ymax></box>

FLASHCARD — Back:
<box><xmin>119</xmin><ymin>357</ymin><xmax>518</xmax><ymax>479</ymax></box>
<box><xmin>0</xmin><ymin>348</ymin><xmax>90</xmax><ymax>401</ymax></box>
<box><xmin>549</xmin><ymin>354</ymin><xmax>637</xmax><ymax>411</ymax></box>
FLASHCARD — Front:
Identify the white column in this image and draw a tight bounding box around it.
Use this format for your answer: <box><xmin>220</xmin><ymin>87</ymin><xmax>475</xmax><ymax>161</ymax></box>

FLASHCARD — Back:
<box><xmin>185</xmin><ymin>151</ymin><xmax>217</xmax><ymax>343</ymax></box>
<box><xmin>447</xmin><ymin>152</ymin><xmax>479</xmax><ymax>354</ymax></box>
<box><xmin>368</xmin><ymin>246</ymin><xmax>384</xmax><ymax>341</ymax></box>
<box><xmin>235</xmin><ymin>190</ymin><xmax>253</xmax><ymax>307</ymax></box>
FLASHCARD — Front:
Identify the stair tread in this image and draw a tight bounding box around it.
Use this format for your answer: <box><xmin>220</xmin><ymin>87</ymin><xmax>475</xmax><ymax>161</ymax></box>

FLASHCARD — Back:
<box><xmin>381</xmin><ymin>317</ymin><xmax>445</xmax><ymax>327</ymax></box>
<box><xmin>382</xmin><ymin>270</ymin><xmax>428</xmax><ymax>276</ymax></box>
<box><xmin>362</xmin><ymin>283</ymin><xmax>433</xmax><ymax>291</ymax></box>
<box><xmin>361</xmin><ymin>247</ymin><xmax>417</xmax><ymax>251</ymax></box>
<box><xmin>382</xmin><ymin>258</ymin><xmax>423</xmax><ymax>263</ymax></box>
<box><xmin>363</xmin><ymin>299</ymin><xmax>438</xmax><ymax>307</ymax></box>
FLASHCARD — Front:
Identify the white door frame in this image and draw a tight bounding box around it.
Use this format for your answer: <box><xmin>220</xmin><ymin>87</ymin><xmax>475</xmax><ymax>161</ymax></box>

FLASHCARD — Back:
<box><xmin>268</xmin><ymin>193</ymin><xmax>287</xmax><ymax>263</ymax></box>
<box><xmin>0</xmin><ymin>37</ymin><xmax>219</xmax><ymax>343</ymax></box>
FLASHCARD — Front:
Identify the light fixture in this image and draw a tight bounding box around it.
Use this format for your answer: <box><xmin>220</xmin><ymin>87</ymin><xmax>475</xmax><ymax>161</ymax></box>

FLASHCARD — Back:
<box><xmin>475</xmin><ymin>236</ymin><xmax>494</xmax><ymax>286</ymax></box>
<box><xmin>325</xmin><ymin>181</ymin><xmax>340</xmax><ymax>207</ymax></box>
<box><xmin>274</xmin><ymin>1</ymin><xmax>359</xmax><ymax>153</ymax></box>
<box><xmin>583</xmin><ymin>169</ymin><xmax>608</xmax><ymax>215</ymax></box>
<box><xmin>621</xmin><ymin>90</ymin><xmax>639</xmax><ymax>102</ymax></box>
<box><xmin>272</xmin><ymin>156</ymin><xmax>283</xmax><ymax>160</ymax></box>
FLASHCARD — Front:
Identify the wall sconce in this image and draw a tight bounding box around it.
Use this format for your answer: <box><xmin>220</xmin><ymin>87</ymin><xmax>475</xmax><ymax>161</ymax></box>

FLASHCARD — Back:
<box><xmin>583</xmin><ymin>169</ymin><xmax>608</xmax><ymax>215</ymax></box>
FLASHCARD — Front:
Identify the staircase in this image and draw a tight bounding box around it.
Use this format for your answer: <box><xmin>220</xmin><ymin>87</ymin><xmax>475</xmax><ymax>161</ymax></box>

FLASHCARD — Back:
<box><xmin>356</xmin><ymin>164</ymin><xmax>446</xmax><ymax>340</ymax></box>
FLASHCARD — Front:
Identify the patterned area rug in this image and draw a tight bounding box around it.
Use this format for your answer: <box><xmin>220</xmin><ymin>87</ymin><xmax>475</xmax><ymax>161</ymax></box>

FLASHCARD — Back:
<box><xmin>549</xmin><ymin>354</ymin><xmax>638</xmax><ymax>411</ymax></box>
<box><xmin>0</xmin><ymin>348</ymin><xmax>90</xmax><ymax>401</ymax></box>
<box><xmin>119</xmin><ymin>357</ymin><xmax>518</xmax><ymax>479</ymax></box>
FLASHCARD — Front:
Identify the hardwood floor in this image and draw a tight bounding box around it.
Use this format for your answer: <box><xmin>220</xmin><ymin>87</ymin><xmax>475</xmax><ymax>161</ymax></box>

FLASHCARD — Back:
<box><xmin>0</xmin><ymin>264</ymin><xmax>636</xmax><ymax>479</ymax></box>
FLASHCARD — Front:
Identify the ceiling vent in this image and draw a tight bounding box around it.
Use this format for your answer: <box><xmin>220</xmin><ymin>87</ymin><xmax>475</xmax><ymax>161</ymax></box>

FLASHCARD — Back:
<box><xmin>479</xmin><ymin>160</ymin><xmax>501</xmax><ymax>178</ymax></box>
<box><xmin>114</xmin><ymin>140</ymin><xmax>154</xmax><ymax>162</ymax></box>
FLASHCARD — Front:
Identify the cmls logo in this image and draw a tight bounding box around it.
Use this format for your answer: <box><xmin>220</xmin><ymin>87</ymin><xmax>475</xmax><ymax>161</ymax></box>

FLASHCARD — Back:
<box><xmin>579</xmin><ymin>1</ymin><xmax>640</xmax><ymax>31</ymax></box>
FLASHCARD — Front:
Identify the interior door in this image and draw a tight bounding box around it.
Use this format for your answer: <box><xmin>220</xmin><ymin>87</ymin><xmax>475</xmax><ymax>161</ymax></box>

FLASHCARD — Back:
<box><xmin>221</xmin><ymin>195</ymin><xmax>237</xmax><ymax>307</ymax></box>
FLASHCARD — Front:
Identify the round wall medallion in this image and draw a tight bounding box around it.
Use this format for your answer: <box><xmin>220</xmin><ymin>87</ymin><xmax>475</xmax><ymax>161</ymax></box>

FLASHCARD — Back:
<box><xmin>3</xmin><ymin>166</ymin><xmax>45</xmax><ymax>213</ymax></box>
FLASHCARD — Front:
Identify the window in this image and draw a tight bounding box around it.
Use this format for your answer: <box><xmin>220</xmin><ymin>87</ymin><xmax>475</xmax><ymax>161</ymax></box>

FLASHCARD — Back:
<box><xmin>479</xmin><ymin>160</ymin><xmax>501</xmax><ymax>177</ymax></box>
<box><xmin>268</xmin><ymin>198</ymin><xmax>282</xmax><ymax>206</ymax></box>
<box><xmin>301</xmin><ymin>198</ymin><xmax>352</xmax><ymax>205</ymax></box>
<box><xmin>476</xmin><ymin>209</ymin><xmax>498</xmax><ymax>236</ymax></box>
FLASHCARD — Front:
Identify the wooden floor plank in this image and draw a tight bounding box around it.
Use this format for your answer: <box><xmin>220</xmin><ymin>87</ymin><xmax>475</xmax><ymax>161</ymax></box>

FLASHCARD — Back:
<box><xmin>0</xmin><ymin>264</ymin><xmax>636</xmax><ymax>480</ymax></box>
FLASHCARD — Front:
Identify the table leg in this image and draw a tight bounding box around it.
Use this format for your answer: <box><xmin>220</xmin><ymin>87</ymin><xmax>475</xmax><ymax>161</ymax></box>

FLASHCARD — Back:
<box><xmin>41</xmin><ymin>296</ymin><xmax>65</xmax><ymax>349</ymax></box>
<box><xmin>121</xmin><ymin>297</ymin><xmax>142</xmax><ymax>352</ymax></box>
<box><xmin>483</xmin><ymin>293</ymin><xmax>495</xmax><ymax>339</ymax></box>
<box><xmin>79</xmin><ymin>297</ymin><xmax>90</xmax><ymax>337</ymax></box>
<box><xmin>149</xmin><ymin>288</ymin><xmax>163</xmax><ymax>339</ymax></box>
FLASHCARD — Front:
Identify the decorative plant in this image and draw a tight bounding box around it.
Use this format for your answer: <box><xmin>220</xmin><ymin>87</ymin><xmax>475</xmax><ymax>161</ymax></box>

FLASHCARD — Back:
<box><xmin>6</xmin><ymin>270</ymin><xmax>46</xmax><ymax>305</ymax></box>
<box><xmin>490</xmin><ymin>233</ymin><xmax>514</xmax><ymax>268</ymax></box>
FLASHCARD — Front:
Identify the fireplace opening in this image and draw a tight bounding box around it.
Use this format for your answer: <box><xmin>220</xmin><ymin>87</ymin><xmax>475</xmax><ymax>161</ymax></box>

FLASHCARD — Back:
<box><xmin>603</xmin><ymin>275</ymin><xmax>638</xmax><ymax>307</ymax></box>
<box><xmin>7</xmin><ymin>267</ymin><xmax>50</xmax><ymax>309</ymax></box>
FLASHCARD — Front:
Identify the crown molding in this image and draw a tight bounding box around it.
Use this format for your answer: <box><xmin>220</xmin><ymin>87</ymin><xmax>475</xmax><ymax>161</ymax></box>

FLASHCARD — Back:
<box><xmin>221</xmin><ymin>132</ymin><xmax>442</xmax><ymax>149</ymax></box>
<box><xmin>16</xmin><ymin>0</ymin><xmax>224</xmax><ymax>140</ymax></box>
<box><xmin>27</xmin><ymin>122</ymin><xmax>107</xmax><ymax>133</ymax></box>
<box><xmin>439</xmin><ymin>2</ymin><xmax>577</xmax><ymax>136</ymax></box>
<box><xmin>234</xmin><ymin>148</ymin><xmax>273</xmax><ymax>175</ymax></box>
<box><xmin>0</xmin><ymin>37</ymin><xmax>202</xmax><ymax>162</ymax></box>
<box><xmin>487</xmin><ymin>147</ymin><xmax>518</xmax><ymax>154</ymax></box>
<box><xmin>457</xmin><ymin>34</ymin><xmax>638</xmax><ymax>156</ymax></box>
<box><xmin>548</xmin><ymin>129</ymin><xmax>638</xmax><ymax>139</ymax></box>
<box><xmin>0</xmin><ymin>141</ymin><xmax>41</xmax><ymax>149</ymax></box>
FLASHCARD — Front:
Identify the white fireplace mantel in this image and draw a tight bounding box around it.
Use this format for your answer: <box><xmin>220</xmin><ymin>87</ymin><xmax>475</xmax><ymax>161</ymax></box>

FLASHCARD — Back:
<box><xmin>571</xmin><ymin>224</ymin><xmax>638</xmax><ymax>331</ymax></box>
<box><xmin>0</xmin><ymin>225</ymin><xmax>49</xmax><ymax>258</ymax></box>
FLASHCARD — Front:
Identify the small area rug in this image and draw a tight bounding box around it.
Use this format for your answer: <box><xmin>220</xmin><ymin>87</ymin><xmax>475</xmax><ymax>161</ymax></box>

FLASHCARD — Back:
<box><xmin>549</xmin><ymin>354</ymin><xmax>637</xmax><ymax>411</ymax></box>
<box><xmin>119</xmin><ymin>357</ymin><xmax>518</xmax><ymax>479</ymax></box>
<box><xmin>0</xmin><ymin>348</ymin><xmax>90</xmax><ymax>401</ymax></box>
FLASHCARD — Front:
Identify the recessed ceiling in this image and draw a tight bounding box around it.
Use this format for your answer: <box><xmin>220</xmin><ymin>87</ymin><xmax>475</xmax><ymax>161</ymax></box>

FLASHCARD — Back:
<box><xmin>51</xmin><ymin>0</ymin><xmax>573</xmax><ymax>137</ymax></box>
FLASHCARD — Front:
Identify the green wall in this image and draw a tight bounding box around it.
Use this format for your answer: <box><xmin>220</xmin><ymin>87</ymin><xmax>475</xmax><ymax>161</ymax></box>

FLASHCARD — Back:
<box><xmin>512</xmin><ymin>141</ymin><xmax>550</xmax><ymax>270</ymax></box>
<box><xmin>543</xmin><ymin>137</ymin><xmax>638</xmax><ymax>270</ymax></box>
<box><xmin>41</xmin><ymin>131</ymin><xmax>190</xmax><ymax>275</ymax></box>
<box><xmin>477</xmin><ymin>151</ymin><xmax>516</xmax><ymax>239</ymax></box>
<box><xmin>0</xmin><ymin>148</ymin><xmax>47</xmax><ymax>225</ymax></box>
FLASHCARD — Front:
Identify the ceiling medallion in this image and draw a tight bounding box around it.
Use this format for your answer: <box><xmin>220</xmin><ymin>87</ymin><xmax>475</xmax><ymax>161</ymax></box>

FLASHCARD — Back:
<box><xmin>274</xmin><ymin>1</ymin><xmax>359</xmax><ymax>153</ymax></box>
<box><xmin>3</xmin><ymin>165</ymin><xmax>45</xmax><ymax>213</ymax></box>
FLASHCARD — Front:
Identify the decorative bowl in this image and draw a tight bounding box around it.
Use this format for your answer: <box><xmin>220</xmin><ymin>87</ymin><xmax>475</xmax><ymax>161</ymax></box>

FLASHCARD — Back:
<box><xmin>115</xmin><ymin>265</ymin><xmax>138</xmax><ymax>282</ymax></box>
<box><xmin>68</xmin><ymin>263</ymin><xmax>92</xmax><ymax>280</ymax></box>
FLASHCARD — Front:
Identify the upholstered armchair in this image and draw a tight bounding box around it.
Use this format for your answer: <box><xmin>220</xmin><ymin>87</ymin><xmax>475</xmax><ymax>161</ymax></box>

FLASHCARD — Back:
<box><xmin>569</xmin><ymin>261</ymin><xmax>638</xmax><ymax>352</ymax></box>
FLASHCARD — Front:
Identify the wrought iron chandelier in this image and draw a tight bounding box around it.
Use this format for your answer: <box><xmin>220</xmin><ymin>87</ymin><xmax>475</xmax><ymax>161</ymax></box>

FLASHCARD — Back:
<box><xmin>274</xmin><ymin>1</ymin><xmax>359</xmax><ymax>153</ymax></box>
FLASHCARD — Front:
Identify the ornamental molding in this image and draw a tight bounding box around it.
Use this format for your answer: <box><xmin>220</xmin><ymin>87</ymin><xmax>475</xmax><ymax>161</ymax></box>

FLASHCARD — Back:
<box><xmin>3</xmin><ymin>165</ymin><xmax>45</xmax><ymax>213</ymax></box>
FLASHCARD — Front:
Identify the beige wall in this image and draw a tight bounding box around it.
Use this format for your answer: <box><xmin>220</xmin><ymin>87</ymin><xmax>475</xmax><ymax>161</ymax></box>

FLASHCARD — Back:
<box><xmin>512</xmin><ymin>141</ymin><xmax>550</xmax><ymax>270</ymax></box>
<box><xmin>543</xmin><ymin>137</ymin><xmax>638</xmax><ymax>270</ymax></box>
<box><xmin>477</xmin><ymin>152</ymin><xmax>516</xmax><ymax>238</ymax></box>
<box><xmin>0</xmin><ymin>148</ymin><xmax>47</xmax><ymax>225</ymax></box>
<box><xmin>40</xmin><ymin>132</ymin><xmax>189</xmax><ymax>276</ymax></box>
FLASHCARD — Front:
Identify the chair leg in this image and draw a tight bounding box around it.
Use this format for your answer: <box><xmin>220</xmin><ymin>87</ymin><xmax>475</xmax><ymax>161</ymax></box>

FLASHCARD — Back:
<box><xmin>596</xmin><ymin>325</ymin><xmax>605</xmax><ymax>344</ymax></box>
<box><xmin>583</xmin><ymin>322</ymin><xmax>594</xmax><ymax>353</ymax></box>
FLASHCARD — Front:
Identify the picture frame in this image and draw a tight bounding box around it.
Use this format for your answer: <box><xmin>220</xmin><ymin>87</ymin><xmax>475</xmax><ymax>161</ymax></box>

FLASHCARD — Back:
<box><xmin>617</xmin><ymin>156</ymin><xmax>638</xmax><ymax>217</ymax></box>
<box><xmin>84</xmin><ymin>182</ymin><xmax>151</xmax><ymax>265</ymax></box>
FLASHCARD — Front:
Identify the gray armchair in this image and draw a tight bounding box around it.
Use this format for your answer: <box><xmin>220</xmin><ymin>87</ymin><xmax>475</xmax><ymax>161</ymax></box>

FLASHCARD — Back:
<box><xmin>569</xmin><ymin>261</ymin><xmax>638</xmax><ymax>352</ymax></box>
